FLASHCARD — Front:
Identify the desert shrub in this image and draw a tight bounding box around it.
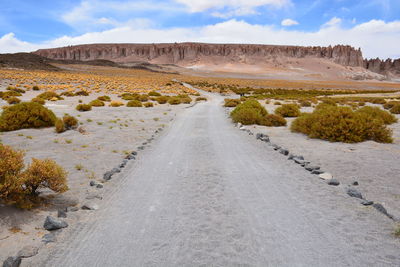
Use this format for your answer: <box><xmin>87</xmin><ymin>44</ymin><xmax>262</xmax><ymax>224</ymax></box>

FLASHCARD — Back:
<box><xmin>7</xmin><ymin>97</ymin><xmax>21</xmax><ymax>105</ymax></box>
<box><xmin>390</xmin><ymin>104</ymin><xmax>400</xmax><ymax>114</ymax></box>
<box><xmin>75</xmin><ymin>90</ymin><xmax>89</xmax><ymax>96</ymax></box>
<box><xmin>156</xmin><ymin>96</ymin><xmax>169</xmax><ymax>104</ymax></box>
<box><xmin>144</xmin><ymin>102</ymin><xmax>154</xmax><ymax>108</ymax></box>
<box><xmin>7</xmin><ymin>87</ymin><xmax>25</xmax><ymax>94</ymax></box>
<box><xmin>179</xmin><ymin>97</ymin><xmax>192</xmax><ymax>104</ymax></box>
<box><xmin>60</xmin><ymin>91</ymin><xmax>75</xmax><ymax>97</ymax></box>
<box><xmin>358</xmin><ymin>102</ymin><xmax>366</xmax><ymax>107</ymax></box>
<box><xmin>274</xmin><ymin>101</ymin><xmax>281</xmax><ymax>105</ymax></box>
<box><xmin>356</xmin><ymin>106</ymin><xmax>397</xmax><ymax>125</ymax></box>
<box><xmin>321</xmin><ymin>98</ymin><xmax>338</xmax><ymax>105</ymax></box>
<box><xmin>37</xmin><ymin>91</ymin><xmax>61</xmax><ymax>100</ymax></box>
<box><xmin>98</xmin><ymin>95</ymin><xmax>111</xmax><ymax>102</ymax></box>
<box><xmin>63</xmin><ymin>115</ymin><xmax>78</xmax><ymax>129</ymax></box>
<box><xmin>0</xmin><ymin>102</ymin><xmax>56</xmax><ymax>132</ymax></box>
<box><xmin>0</xmin><ymin>144</ymin><xmax>24</xmax><ymax>200</ymax></box>
<box><xmin>0</xmin><ymin>144</ymin><xmax>67</xmax><ymax>208</ymax></box>
<box><xmin>121</xmin><ymin>94</ymin><xmax>136</xmax><ymax>100</ymax></box>
<box><xmin>148</xmin><ymin>91</ymin><xmax>161</xmax><ymax>96</ymax></box>
<box><xmin>196</xmin><ymin>97</ymin><xmax>207</xmax><ymax>101</ymax></box>
<box><xmin>55</xmin><ymin>119</ymin><xmax>65</xmax><ymax>133</ymax></box>
<box><xmin>371</xmin><ymin>98</ymin><xmax>386</xmax><ymax>105</ymax></box>
<box><xmin>1</xmin><ymin>91</ymin><xmax>22</xmax><ymax>99</ymax></box>
<box><xmin>22</xmin><ymin>158</ymin><xmax>68</xmax><ymax>196</ymax></box>
<box><xmin>89</xmin><ymin>99</ymin><xmax>105</xmax><ymax>107</ymax></box>
<box><xmin>395</xmin><ymin>226</ymin><xmax>400</xmax><ymax>237</ymax></box>
<box><xmin>275</xmin><ymin>104</ymin><xmax>301</xmax><ymax>117</ymax></box>
<box><xmin>127</xmin><ymin>100</ymin><xmax>142</xmax><ymax>107</ymax></box>
<box><xmin>315</xmin><ymin>101</ymin><xmax>337</xmax><ymax>111</ymax></box>
<box><xmin>383</xmin><ymin>101</ymin><xmax>400</xmax><ymax>110</ymax></box>
<box><xmin>259</xmin><ymin>114</ymin><xmax>287</xmax><ymax>127</ymax></box>
<box><xmin>110</xmin><ymin>101</ymin><xmax>124</xmax><ymax>107</ymax></box>
<box><xmin>31</xmin><ymin>97</ymin><xmax>45</xmax><ymax>105</ymax></box>
<box><xmin>138</xmin><ymin>95</ymin><xmax>149</xmax><ymax>102</ymax></box>
<box><xmin>32</xmin><ymin>85</ymin><xmax>40</xmax><ymax>91</ymax></box>
<box><xmin>231</xmin><ymin>100</ymin><xmax>268</xmax><ymax>125</ymax></box>
<box><xmin>291</xmin><ymin>105</ymin><xmax>393</xmax><ymax>143</ymax></box>
<box><xmin>76</xmin><ymin>104</ymin><xmax>92</xmax><ymax>112</ymax></box>
<box><xmin>224</xmin><ymin>99</ymin><xmax>240</xmax><ymax>107</ymax></box>
<box><xmin>299</xmin><ymin>100</ymin><xmax>311</xmax><ymax>107</ymax></box>
<box><xmin>168</xmin><ymin>97</ymin><xmax>181</xmax><ymax>105</ymax></box>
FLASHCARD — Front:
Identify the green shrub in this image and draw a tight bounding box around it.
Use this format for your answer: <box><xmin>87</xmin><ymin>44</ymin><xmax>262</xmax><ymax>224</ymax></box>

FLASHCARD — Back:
<box><xmin>138</xmin><ymin>95</ymin><xmax>149</xmax><ymax>102</ymax></box>
<box><xmin>0</xmin><ymin>102</ymin><xmax>56</xmax><ymax>132</ymax></box>
<box><xmin>75</xmin><ymin>90</ymin><xmax>89</xmax><ymax>96</ymax></box>
<box><xmin>390</xmin><ymin>104</ymin><xmax>400</xmax><ymax>114</ymax></box>
<box><xmin>395</xmin><ymin>225</ymin><xmax>400</xmax><ymax>238</ymax></box>
<box><xmin>55</xmin><ymin>119</ymin><xmax>65</xmax><ymax>133</ymax></box>
<box><xmin>121</xmin><ymin>94</ymin><xmax>136</xmax><ymax>100</ymax></box>
<box><xmin>356</xmin><ymin>106</ymin><xmax>397</xmax><ymax>125</ymax></box>
<box><xmin>196</xmin><ymin>97</ymin><xmax>207</xmax><ymax>101</ymax></box>
<box><xmin>63</xmin><ymin>115</ymin><xmax>78</xmax><ymax>129</ymax></box>
<box><xmin>224</xmin><ymin>99</ymin><xmax>240</xmax><ymax>107</ymax></box>
<box><xmin>231</xmin><ymin>100</ymin><xmax>268</xmax><ymax>125</ymax></box>
<box><xmin>299</xmin><ymin>100</ymin><xmax>311</xmax><ymax>107</ymax></box>
<box><xmin>127</xmin><ymin>100</ymin><xmax>142</xmax><ymax>107</ymax></box>
<box><xmin>144</xmin><ymin>102</ymin><xmax>154</xmax><ymax>108</ymax></box>
<box><xmin>7</xmin><ymin>87</ymin><xmax>25</xmax><ymax>94</ymax></box>
<box><xmin>371</xmin><ymin>98</ymin><xmax>386</xmax><ymax>105</ymax></box>
<box><xmin>110</xmin><ymin>101</ymin><xmax>124</xmax><ymax>107</ymax></box>
<box><xmin>76</xmin><ymin>104</ymin><xmax>92</xmax><ymax>112</ymax></box>
<box><xmin>291</xmin><ymin>106</ymin><xmax>393</xmax><ymax>143</ymax></box>
<box><xmin>275</xmin><ymin>104</ymin><xmax>301</xmax><ymax>117</ymax></box>
<box><xmin>7</xmin><ymin>97</ymin><xmax>21</xmax><ymax>105</ymax></box>
<box><xmin>168</xmin><ymin>97</ymin><xmax>181</xmax><ymax>105</ymax></box>
<box><xmin>259</xmin><ymin>114</ymin><xmax>287</xmax><ymax>127</ymax></box>
<box><xmin>31</xmin><ymin>97</ymin><xmax>45</xmax><ymax>105</ymax></box>
<box><xmin>274</xmin><ymin>101</ymin><xmax>281</xmax><ymax>105</ymax></box>
<box><xmin>148</xmin><ymin>91</ymin><xmax>161</xmax><ymax>96</ymax></box>
<box><xmin>32</xmin><ymin>85</ymin><xmax>40</xmax><ymax>91</ymax></box>
<box><xmin>37</xmin><ymin>91</ymin><xmax>61</xmax><ymax>100</ymax></box>
<box><xmin>383</xmin><ymin>101</ymin><xmax>400</xmax><ymax>110</ymax></box>
<box><xmin>60</xmin><ymin>91</ymin><xmax>75</xmax><ymax>97</ymax></box>
<box><xmin>0</xmin><ymin>91</ymin><xmax>22</xmax><ymax>99</ymax></box>
<box><xmin>98</xmin><ymin>95</ymin><xmax>111</xmax><ymax>102</ymax></box>
<box><xmin>89</xmin><ymin>99</ymin><xmax>105</xmax><ymax>107</ymax></box>
<box><xmin>156</xmin><ymin>96</ymin><xmax>169</xmax><ymax>104</ymax></box>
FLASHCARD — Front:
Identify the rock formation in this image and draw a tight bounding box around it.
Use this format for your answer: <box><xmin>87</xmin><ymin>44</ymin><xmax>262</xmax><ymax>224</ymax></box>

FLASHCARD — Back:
<box><xmin>34</xmin><ymin>43</ymin><xmax>364</xmax><ymax>67</ymax></box>
<box><xmin>364</xmin><ymin>58</ymin><xmax>400</xmax><ymax>75</ymax></box>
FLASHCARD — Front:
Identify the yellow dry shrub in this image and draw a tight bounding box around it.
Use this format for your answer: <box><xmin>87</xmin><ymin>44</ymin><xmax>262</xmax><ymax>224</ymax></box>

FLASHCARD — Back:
<box><xmin>22</xmin><ymin>158</ymin><xmax>68</xmax><ymax>195</ymax></box>
<box><xmin>291</xmin><ymin>105</ymin><xmax>393</xmax><ymax>143</ymax></box>
<box><xmin>0</xmin><ymin>144</ymin><xmax>68</xmax><ymax>208</ymax></box>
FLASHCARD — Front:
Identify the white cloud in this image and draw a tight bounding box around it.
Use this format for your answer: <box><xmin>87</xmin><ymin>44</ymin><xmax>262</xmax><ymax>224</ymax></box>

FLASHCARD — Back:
<box><xmin>323</xmin><ymin>17</ymin><xmax>342</xmax><ymax>27</ymax></box>
<box><xmin>62</xmin><ymin>0</ymin><xmax>175</xmax><ymax>30</ymax></box>
<box><xmin>281</xmin><ymin>19</ymin><xmax>299</xmax><ymax>26</ymax></box>
<box><xmin>0</xmin><ymin>33</ymin><xmax>41</xmax><ymax>53</ymax></box>
<box><xmin>174</xmin><ymin>0</ymin><xmax>291</xmax><ymax>17</ymax></box>
<box><xmin>1</xmin><ymin>18</ymin><xmax>400</xmax><ymax>59</ymax></box>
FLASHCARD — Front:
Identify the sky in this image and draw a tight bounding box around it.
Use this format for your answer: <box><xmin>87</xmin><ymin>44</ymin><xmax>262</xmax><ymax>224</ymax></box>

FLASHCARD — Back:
<box><xmin>0</xmin><ymin>0</ymin><xmax>399</xmax><ymax>59</ymax></box>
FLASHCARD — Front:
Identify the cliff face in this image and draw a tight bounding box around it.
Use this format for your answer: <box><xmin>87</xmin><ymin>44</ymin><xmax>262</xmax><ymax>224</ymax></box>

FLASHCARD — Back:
<box><xmin>34</xmin><ymin>43</ymin><xmax>365</xmax><ymax>67</ymax></box>
<box><xmin>364</xmin><ymin>58</ymin><xmax>400</xmax><ymax>75</ymax></box>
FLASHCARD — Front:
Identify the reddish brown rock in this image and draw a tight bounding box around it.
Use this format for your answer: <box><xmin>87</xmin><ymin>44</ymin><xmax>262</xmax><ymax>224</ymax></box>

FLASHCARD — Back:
<box><xmin>34</xmin><ymin>43</ymin><xmax>364</xmax><ymax>67</ymax></box>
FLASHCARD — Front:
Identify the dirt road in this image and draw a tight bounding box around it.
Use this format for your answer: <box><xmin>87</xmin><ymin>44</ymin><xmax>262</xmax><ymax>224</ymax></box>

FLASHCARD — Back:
<box><xmin>32</xmin><ymin>93</ymin><xmax>400</xmax><ymax>266</ymax></box>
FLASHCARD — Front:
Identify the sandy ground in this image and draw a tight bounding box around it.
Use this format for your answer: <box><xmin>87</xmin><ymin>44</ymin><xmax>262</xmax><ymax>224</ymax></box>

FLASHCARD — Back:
<box><xmin>0</xmin><ymin>86</ymin><xmax>192</xmax><ymax>263</ymax></box>
<box><xmin>235</xmin><ymin>101</ymin><xmax>400</xmax><ymax>221</ymax></box>
<box><xmin>23</xmin><ymin>92</ymin><xmax>400</xmax><ymax>266</ymax></box>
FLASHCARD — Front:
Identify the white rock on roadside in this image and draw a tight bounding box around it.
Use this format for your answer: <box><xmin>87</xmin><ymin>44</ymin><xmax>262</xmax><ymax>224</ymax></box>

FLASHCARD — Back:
<box><xmin>319</xmin><ymin>173</ymin><xmax>333</xmax><ymax>180</ymax></box>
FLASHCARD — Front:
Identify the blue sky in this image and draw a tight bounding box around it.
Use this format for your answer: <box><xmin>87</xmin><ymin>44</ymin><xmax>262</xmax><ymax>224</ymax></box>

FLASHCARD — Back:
<box><xmin>0</xmin><ymin>0</ymin><xmax>399</xmax><ymax>58</ymax></box>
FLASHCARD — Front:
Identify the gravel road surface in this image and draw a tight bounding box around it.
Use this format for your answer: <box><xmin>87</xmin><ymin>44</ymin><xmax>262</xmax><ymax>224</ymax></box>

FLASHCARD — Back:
<box><xmin>33</xmin><ymin>93</ymin><xmax>400</xmax><ymax>267</ymax></box>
